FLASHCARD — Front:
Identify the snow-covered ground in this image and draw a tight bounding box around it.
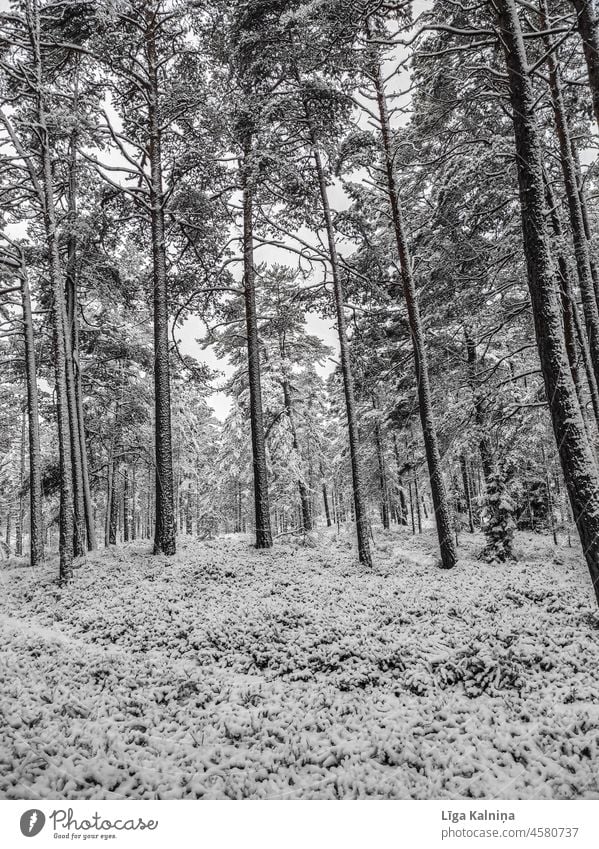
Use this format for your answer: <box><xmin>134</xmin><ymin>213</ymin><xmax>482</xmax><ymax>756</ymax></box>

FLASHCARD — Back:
<box><xmin>1</xmin><ymin>527</ymin><xmax>598</xmax><ymax>800</ymax></box>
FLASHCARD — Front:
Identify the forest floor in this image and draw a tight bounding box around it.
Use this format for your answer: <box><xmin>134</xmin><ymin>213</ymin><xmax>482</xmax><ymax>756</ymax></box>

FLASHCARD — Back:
<box><xmin>1</xmin><ymin>525</ymin><xmax>598</xmax><ymax>800</ymax></box>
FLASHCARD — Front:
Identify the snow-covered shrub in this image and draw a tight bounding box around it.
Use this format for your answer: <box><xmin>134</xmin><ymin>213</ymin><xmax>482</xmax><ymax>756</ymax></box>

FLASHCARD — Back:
<box><xmin>481</xmin><ymin>469</ymin><xmax>516</xmax><ymax>562</ymax></box>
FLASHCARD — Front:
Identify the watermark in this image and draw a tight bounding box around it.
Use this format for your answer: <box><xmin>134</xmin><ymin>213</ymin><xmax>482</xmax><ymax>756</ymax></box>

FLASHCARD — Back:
<box><xmin>19</xmin><ymin>808</ymin><xmax>158</xmax><ymax>841</ymax></box>
<box><xmin>20</xmin><ymin>810</ymin><xmax>46</xmax><ymax>838</ymax></box>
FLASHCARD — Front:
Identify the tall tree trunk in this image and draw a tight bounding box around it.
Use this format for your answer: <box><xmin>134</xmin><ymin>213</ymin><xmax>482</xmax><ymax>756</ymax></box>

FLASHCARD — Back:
<box><xmin>322</xmin><ymin>480</ymin><xmax>332</xmax><ymax>527</ymax></box>
<box><xmin>281</xmin><ymin>371</ymin><xmax>312</xmax><ymax>532</ymax></box>
<box><xmin>5</xmin><ymin>510</ymin><xmax>11</xmax><ymax>554</ymax></box>
<box><xmin>296</xmin><ymin>100</ymin><xmax>372</xmax><ymax>564</ymax></box>
<box><xmin>543</xmin><ymin>170</ymin><xmax>598</xmax><ymax>434</ymax></box>
<box><xmin>374</xmin><ymin>415</ymin><xmax>390</xmax><ymax>530</ymax></box>
<box><xmin>123</xmin><ymin>463</ymin><xmax>130</xmax><ymax>543</ymax></box>
<box><xmin>460</xmin><ymin>453</ymin><xmax>475</xmax><ymax>533</ymax></box>
<box><xmin>495</xmin><ymin>0</ymin><xmax>599</xmax><ymax>605</ymax></box>
<box><xmin>38</xmin><ymin>86</ymin><xmax>74</xmax><ymax>580</ymax></box>
<box><xmin>464</xmin><ymin>326</ymin><xmax>494</xmax><ymax>482</ymax></box>
<box><xmin>241</xmin><ymin>139</ymin><xmax>273</xmax><ymax>549</ymax></box>
<box><xmin>572</xmin><ymin>0</ymin><xmax>599</xmax><ymax>132</ymax></box>
<box><xmin>131</xmin><ymin>464</ymin><xmax>136</xmax><ymax>541</ymax></box>
<box><xmin>66</xmin><ymin>115</ymin><xmax>95</xmax><ymax>552</ymax></box>
<box><xmin>540</xmin><ymin>0</ymin><xmax>599</xmax><ymax>393</ymax></box>
<box><xmin>15</xmin><ymin>408</ymin><xmax>26</xmax><ymax>557</ymax></box>
<box><xmin>372</xmin><ymin>54</ymin><xmax>456</xmax><ymax>568</ymax></box>
<box><xmin>109</xmin><ymin>459</ymin><xmax>119</xmax><ymax>546</ymax></box>
<box><xmin>64</xmin><ymin>134</ymin><xmax>86</xmax><ymax>558</ymax></box>
<box><xmin>146</xmin><ymin>12</ymin><xmax>176</xmax><ymax>556</ymax></box>
<box><xmin>20</xmin><ymin>267</ymin><xmax>43</xmax><ymax>566</ymax></box>
<box><xmin>392</xmin><ymin>434</ymin><xmax>409</xmax><ymax>525</ymax></box>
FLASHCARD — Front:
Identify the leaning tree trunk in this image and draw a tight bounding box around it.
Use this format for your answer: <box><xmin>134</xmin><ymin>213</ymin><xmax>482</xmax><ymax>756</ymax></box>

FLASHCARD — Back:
<box><xmin>146</xmin><ymin>15</ymin><xmax>176</xmax><ymax>556</ymax></box>
<box><xmin>495</xmin><ymin>0</ymin><xmax>599</xmax><ymax>605</ymax></box>
<box><xmin>20</xmin><ymin>267</ymin><xmax>43</xmax><ymax>566</ymax></box>
<box><xmin>572</xmin><ymin>0</ymin><xmax>599</xmax><ymax>133</ymax></box>
<box><xmin>372</xmin><ymin>54</ymin><xmax>456</xmax><ymax>568</ymax></box>
<box><xmin>241</xmin><ymin>140</ymin><xmax>272</xmax><ymax>549</ymax></box>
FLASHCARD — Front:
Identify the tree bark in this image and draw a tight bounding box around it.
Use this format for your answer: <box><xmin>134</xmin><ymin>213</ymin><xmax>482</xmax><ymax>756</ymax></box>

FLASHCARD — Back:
<box><xmin>495</xmin><ymin>0</ymin><xmax>599</xmax><ymax>604</ymax></box>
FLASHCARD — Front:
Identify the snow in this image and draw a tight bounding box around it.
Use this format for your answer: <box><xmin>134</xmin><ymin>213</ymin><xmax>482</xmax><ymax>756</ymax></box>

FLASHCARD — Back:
<box><xmin>0</xmin><ymin>528</ymin><xmax>598</xmax><ymax>800</ymax></box>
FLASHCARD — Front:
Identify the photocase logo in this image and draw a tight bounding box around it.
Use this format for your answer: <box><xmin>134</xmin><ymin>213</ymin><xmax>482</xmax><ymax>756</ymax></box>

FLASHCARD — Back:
<box><xmin>20</xmin><ymin>810</ymin><xmax>45</xmax><ymax>837</ymax></box>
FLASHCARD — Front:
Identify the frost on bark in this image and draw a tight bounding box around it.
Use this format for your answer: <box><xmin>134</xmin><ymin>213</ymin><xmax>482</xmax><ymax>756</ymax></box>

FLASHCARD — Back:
<box><xmin>495</xmin><ymin>0</ymin><xmax>599</xmax><ymax>604</ymax></box>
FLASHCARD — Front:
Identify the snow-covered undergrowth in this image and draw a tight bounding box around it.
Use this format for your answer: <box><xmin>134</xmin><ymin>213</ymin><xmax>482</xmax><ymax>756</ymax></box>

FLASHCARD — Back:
<box><xmin>1</xmin><ymin>528</ymin><xmax>598</xmax><ymax>800</ymax></box>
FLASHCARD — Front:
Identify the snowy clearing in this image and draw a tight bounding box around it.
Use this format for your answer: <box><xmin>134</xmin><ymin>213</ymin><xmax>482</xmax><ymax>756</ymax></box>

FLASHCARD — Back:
<box><xmin>1</xmin><ymin>528</ymin><xmax>598</xmax><ymax>800</ymax></box>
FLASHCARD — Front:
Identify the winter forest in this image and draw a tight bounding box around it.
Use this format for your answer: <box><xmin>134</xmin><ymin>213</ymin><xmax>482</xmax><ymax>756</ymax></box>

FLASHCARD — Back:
<box><xmin>1</xmin><ymin>0</ymin><xmax>599</xmax><ymax>801</ymax></box>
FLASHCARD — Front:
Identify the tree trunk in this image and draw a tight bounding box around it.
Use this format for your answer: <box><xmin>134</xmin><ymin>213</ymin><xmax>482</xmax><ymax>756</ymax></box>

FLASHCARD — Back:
<box><xmin>241</xmin><ymin>140</ymin><xmax>273</xmax><ymax>549</ymax></box>
<box><xmin>123</xmin><ymin>464</ymin><xmax>130</xmax><ymax>543</ymax></box>
<box><xmin>464</xmin><ymin>326</ymin><xmax>494</xmax><ymax>482</ymax></box>
<box><xmin>15</xmin><ymin>408</ymin><xmax>26</xmax><ymax>557</ymax></box>
<box><xmin>374</xmin><ymin>416</ymin><xmax>390</xmax><ymax>530</ymax></box>
<box><xmin>460</xmin><ymin>453</ymin><xmax>475</xmax><ymax>533</ymax></box>
<box><xmin>299</xmin><ymin>121</ymin><xmax>372</xmax><ymax>564</ymax></box>
<box><xmin>41</xmin><ymin>126</ymin><xmax>74</xmax><ymax>579</ymax></box>
<box><xmin>282</xmin><ymin>373</ymin><xmax>312</xmax><ymax>531</ymax></box>
<box><xmin>392</xmin><ymin>434</ymin><xmax>409</xmax><ymax>525</ymax></box>
<box><xmin>372</xmin><ymin>52</ymin><xmax>456</xmax><ymax>568</ymax></box>
<box><xmin>109</xmin><ymin>459</ymin><xmax>119</xmax><ymax>546</ymax></box>
<box><xmin>543</xmin><ymin>170</ymin><xmax>598</xmax><ymax>434</ymax></box>
<box><xmin>541</xmin><ymin>0</ymin><xmax>599</xmax><ymax>394</ymax></box>
<box><xmin>146</xmin><ymin>12</ymin><xmax>176</xmax><ymax>556</ymax></box>
<box><xmin>66</xmin><ymin>120</ymin><xmax>95</xmax><ymax>552</ymax></box>
<box><xmin>495</xmin><ymin>0</ymin><xmax>599</xmax><ymax>604</ymax></box>
<box><xmin>20</xmin><ymin>268</ymin><xmax>43</xmax><ymax>566</ymax></box>
<box><xmin>5</xmin><ymin>510</ymin><xmax>11</xmax><ymax>554</ymax></box>
<box><xmin>572</xmin><ymin>0</ymin><xmax>599</xmax><ymax>132</ymax></box>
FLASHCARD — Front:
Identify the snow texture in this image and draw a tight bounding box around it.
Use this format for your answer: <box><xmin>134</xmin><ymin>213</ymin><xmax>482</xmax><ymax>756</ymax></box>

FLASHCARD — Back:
<box><xmin>1</xmin><ymin>528</ymin><xmax>598</xmax><ymax>800</ymax></box>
